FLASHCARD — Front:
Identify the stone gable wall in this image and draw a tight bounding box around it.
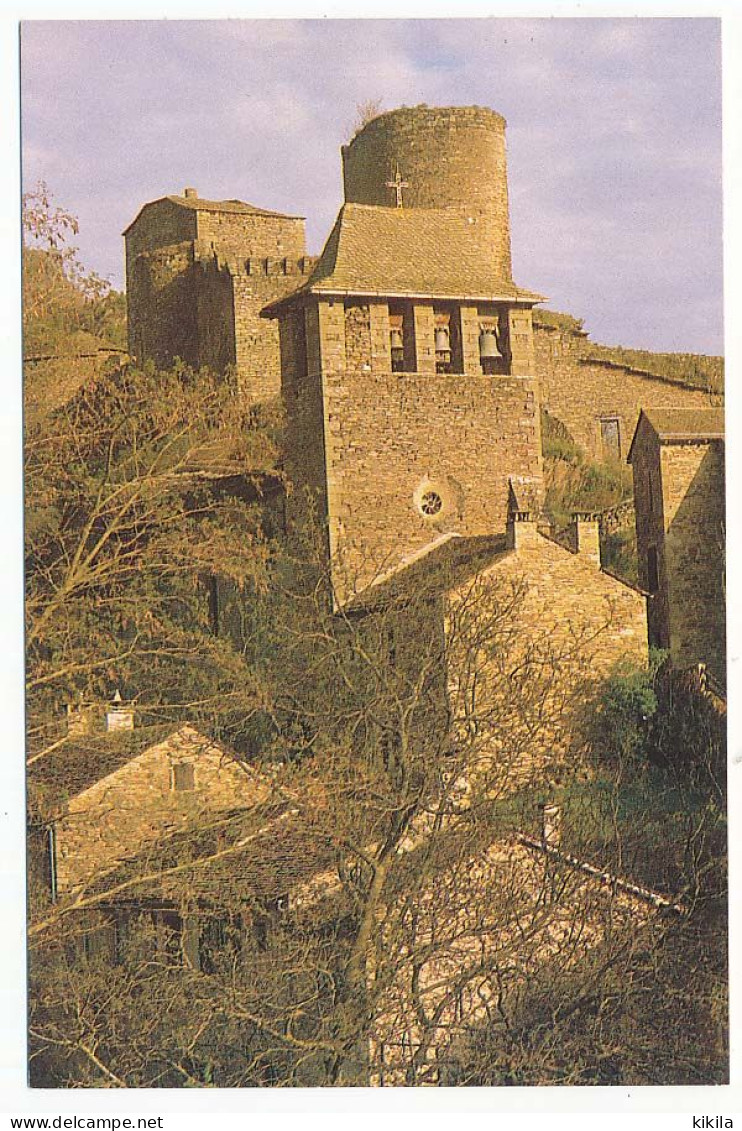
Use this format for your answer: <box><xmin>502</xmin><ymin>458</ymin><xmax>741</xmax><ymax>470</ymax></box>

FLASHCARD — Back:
<box><xmin>54</xmin><ymin>730</ymin><xmax>268</xmax><ymax>895</ymax></box>
<box><xmin>535</xmin><ymin>323</ymin><xmax>716</xmax><ymax>461</ymax></box>
<box><xmin>448</xmin><ymin>530</ymin><xmax>648</xmax><ymax>787</ymax></box>
<box><xmin>661</xmin><ymin>441</ymin><xmax>725</xmax><ymax>676</ymax></box>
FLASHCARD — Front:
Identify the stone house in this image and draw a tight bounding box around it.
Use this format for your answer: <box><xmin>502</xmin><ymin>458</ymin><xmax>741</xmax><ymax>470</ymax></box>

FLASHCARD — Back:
<box><xmin>628</xmin><ymin>407</ymin><xmax>725</xmax><ymax>683</ymax></box>
<box><xmin>29</xmin><ymin>723</ymin><xmax>271</xmax><ymax>899</ymax></box>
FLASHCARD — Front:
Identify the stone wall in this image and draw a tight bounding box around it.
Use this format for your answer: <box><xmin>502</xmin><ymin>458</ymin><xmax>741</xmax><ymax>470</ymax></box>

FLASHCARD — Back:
<box><xmin>535</xmin><ymin>322</ymin><xmax>716</xmax><ymax>462</ymax></box>
<box><xmin>630</xmin><ymin>424</ymin><xmax>668</xmax><ymax>650</ymax></box>
<box><xmin>631</xmin><ymin>423</ymin><xmax>725</xmax><ymax>678</ymax></box>
<box><xmin>448</xmin><ymin>524</ymin><xmax>648</xmax><ymax>786</ymax></box>
<box><xmin>125</xmin><ymin>199</ymin><xmax>309</xmax><ymax>401</ymax></box>
<box><xmin>287</xmin><ymin>297</ymin><xmax>542</xmax><ymax>603</ymax></box>
<box><xmin>195</xmin><ymin>209</ymin><xmax>305</xmax><ymax>260</ymax></box>
<box><xmin>54</xmin><ymin>728</ymin><xmax>268</xmax><ymax>894</ymax></box>
<box><xmin>342</xmin><ymin>105</ymin><xmax>512</xmax><ymax>279</ymax></box>
<box><xmin>281</xmin><ymin>302</ymin><xmax>331</xmax><ymax>547</ymax></box>
<box><xmin>127</xmin><ymin>241</ymin><xmax>199</xmax><ymax>368</ymax></box>
<box><xmin>661</xmin><ymin>442</ymin><xmax>725</xmax><ymax>677</ymax></box>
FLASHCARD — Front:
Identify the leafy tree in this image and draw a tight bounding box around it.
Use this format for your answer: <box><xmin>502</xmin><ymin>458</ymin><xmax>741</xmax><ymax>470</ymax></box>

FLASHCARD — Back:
<box><xmin>22</xmin><ymin>181</ymin><xmax>126</xmax><ymax>354</ymax></box>
<box><xmin>25</xmin><ymin>357</ymin><xmax>280</xmax><ymax>761</ymax></box>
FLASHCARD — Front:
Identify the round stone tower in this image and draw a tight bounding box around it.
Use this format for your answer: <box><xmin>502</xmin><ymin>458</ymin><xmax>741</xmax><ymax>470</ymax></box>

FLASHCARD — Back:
<box><xmin>341</xmin><ymin>104</ymin><xmax>512</xmax><ymax>279</ymax></box>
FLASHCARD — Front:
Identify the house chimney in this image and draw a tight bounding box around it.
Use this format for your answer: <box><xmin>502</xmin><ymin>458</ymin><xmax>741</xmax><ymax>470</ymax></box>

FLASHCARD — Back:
<box><xmin>183</xmin><ymin>187</ymin><xmax>198</xmax><ymax>199</ymax></box>
<box><xmin>506</xmin><ymin>509</ymin><xmax>539</xmax><ymax>552</ymax></box>
<box><xmin>571</xmin><ymin>511</ymin><xmax>601</xmax><ymax>566</ymax></box>
<box><xmin>66</xmin><ymin>697</ymin><xmax>92</xmax><ymax>738</ymax></box>
<box><xmin>539</xmin><ymin>801</ymin><xmax>561</xmax><ymax>849</ymax></box>
<box><xmin>106</xmin><ymin>689</ymin><xmax>134</xmax><ymax>733</ymax></box>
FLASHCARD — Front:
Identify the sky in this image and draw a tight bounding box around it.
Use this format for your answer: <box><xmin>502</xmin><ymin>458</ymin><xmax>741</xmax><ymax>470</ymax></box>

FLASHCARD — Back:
<box><xmin>20</xmin><ymin>18</ymin><xmax>723</xmax><ymax>355</ymax></box>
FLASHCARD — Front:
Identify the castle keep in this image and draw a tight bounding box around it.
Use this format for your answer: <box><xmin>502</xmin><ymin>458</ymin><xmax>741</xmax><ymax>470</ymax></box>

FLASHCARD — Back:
<box><xmin>124</xmin><ymin>189</ymin><xmax>314</xmax><ymax>400</ymax></box>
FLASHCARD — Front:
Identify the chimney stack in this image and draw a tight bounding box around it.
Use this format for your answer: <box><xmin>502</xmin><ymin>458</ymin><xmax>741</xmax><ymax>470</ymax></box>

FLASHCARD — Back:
<box><xmin>106</xmin><ymin>689</ymin><xmax>134</xmax><ymax>733</ymax></box>
<box><xmin>571</xmin><ymin>511</ymin><xmax>601</xmax><ymax>566</ymax></box>
<box><xmin>66</xmin><ymin>697</ymin><xmax>92</xmax><ymax>738</ymax></box>
<box><xmin>184</xmin><ymin>187</ymin><xmax>198</xmax><ymax>199</ymax></box>
<box><xmin>539</xmin><ymin>801</ymin><xmax>561</xmax><ymax>849</ymax></box>
<box><xmin>506</xmin><ymin>509</ymin><xmax>539</xmax><ymax>552</ymax></box>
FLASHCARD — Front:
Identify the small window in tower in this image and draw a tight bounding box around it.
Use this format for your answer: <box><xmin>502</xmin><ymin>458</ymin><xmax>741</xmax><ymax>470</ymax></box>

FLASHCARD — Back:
<box><xmin>600</xmin><ymin>417</ymin><xmax>621</xmax><ymax>462</ymax></box>
<box><xmin>172</xmin><ymin>762</ymin><xmax>195</xmax><ymax>792</ymax></box>
<box><xmin>647</xmin><ymin>546</ymin><xmax>659</xmax><ymax>593</ymax></box>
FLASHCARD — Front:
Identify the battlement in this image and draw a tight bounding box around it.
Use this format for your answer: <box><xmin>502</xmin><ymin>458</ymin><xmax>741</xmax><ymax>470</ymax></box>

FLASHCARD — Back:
<box><xmin>194</xmin><ymin>245</ymin><xmax>317</xmax><ymax>278</ymax></box>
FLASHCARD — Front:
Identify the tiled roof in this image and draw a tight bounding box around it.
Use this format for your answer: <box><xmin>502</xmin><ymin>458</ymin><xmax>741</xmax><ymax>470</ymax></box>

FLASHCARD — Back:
<box><xmin>627</xmin><ymin>407</ymin><xmax>725</xmax><ymax>463</ymax></box>
<box><xmin>165</xmin><ymin>194</ymin><xmax>302</xmax><ymax>220</ymax></box>
<box><xmin>27</xmin><ymin>725</ymin><xmax>175</xmax><ymax>808</ymax></box>
<box><xmin>86</xmin><ymin>803</ymin><xmax>339</xmax><ymax>906</ymax></box>
<box><xmin>641</xmin><ymin>407</ymin><xmax>725</xmax><ymax>441</ymax></box>
<box><xmin>264</xmin><ymin>204</ymin><xmax>545</xmax><ymax>309</ymax></box>
<box><xmin>123</xmin><ymin>195</ymin><xmax>303</xmax><ymax>234</ymax></box>
<box><xmin>343</xmin><ymin>533</ymin><xmax>509</xmax><ymax>612</ymax></box>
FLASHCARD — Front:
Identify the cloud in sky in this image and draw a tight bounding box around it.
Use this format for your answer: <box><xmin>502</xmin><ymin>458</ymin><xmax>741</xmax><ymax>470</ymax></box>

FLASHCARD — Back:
<box><xmin>20</xmin><ymin>17</ymin><xmax>722</xmax><ymax>354</ymax></box>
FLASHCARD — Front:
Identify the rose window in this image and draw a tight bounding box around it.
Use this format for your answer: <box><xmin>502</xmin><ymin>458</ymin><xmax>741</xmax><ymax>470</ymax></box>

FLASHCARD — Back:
<box><xmin>420</xmin><ymin>490</ymin><xmax>443</xmax><ymax>517</ymax></box>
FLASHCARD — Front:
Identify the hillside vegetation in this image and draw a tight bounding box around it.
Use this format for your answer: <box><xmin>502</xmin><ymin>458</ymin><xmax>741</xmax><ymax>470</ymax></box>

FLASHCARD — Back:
<box><xmin>541</xmin><ymin>408</ymin><xmax>638</xmax><ymax>584</ymax></box>
<box><xmin>533</xmin><ymin>309</ymin><xmax>724</xmax><ymax>396</ymax></box>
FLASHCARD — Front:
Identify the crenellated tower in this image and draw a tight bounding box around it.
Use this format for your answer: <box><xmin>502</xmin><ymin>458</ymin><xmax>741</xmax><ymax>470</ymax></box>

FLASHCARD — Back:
<box><xmin>124</xmin><ymin>189</ymin><xmax>311</xmax><ymax>401</ymax></box>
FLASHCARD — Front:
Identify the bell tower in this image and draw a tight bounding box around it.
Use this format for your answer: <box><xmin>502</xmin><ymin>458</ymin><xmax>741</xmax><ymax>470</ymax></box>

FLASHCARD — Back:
<box><xmin>266</xmin><ymin>106</ymin><xmax>545</xmax><ymax>605</ymax></box>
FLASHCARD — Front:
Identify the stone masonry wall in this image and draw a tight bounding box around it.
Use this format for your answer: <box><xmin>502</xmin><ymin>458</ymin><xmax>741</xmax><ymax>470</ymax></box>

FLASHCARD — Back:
<box><xmin>282</xmin><ymin>302</ymin><xmax>330</xmax><ymax>539</ymax></box>
<box><xmin>448</xmin><ymin>527</ymin><xmax>648</xmax><ymax>787</ymax></box>
<box><xmin>195</xmin><ymin>210</ymin><xmax>305</xmax><ymax>260</ymax></box>
<box><xmin>282</xmin><ymin>296</ymin><xmax>543</xmax><ymax>602</ymax></box>
<box><xmin>54</xmin><ymin>728</ymin><xmax>269</xmax><ymax>895</ymax></box>
<box><xmin>661</xmin><ymin>441</ymin><xmax>725</xmax><ymax>678</ymax></box>
<box><xmin>125</xmin><ymin>201</ymin><xmax>197</xmax><ymax>359</ymax></box>
<box><xmin>630</xmin><ymin>423</ymin><xmax>668</xmax><ymax>650</ymax></box>
<box><xmin>230</xmin><ymin>262</ymin><xmax>313</xmax><ymax>401</ymax></box>
<box><xmin>323</xmin><ymin>349</ymin><xmax>542</xmax><ymax>599</ymax></box>
<box><xmin>535</xmin><ymin>323</ymin><xmax>716</xmax><ymax>461</ymax></box>
<box><xmin>128</xmin><ymin>242</ymin><xmax>200</xmax><ymax>369</ymax></box>
<box><xmin>342</xmin><ymin>106</ymin><xmax>512</xmax><ymax>279</ymax></box>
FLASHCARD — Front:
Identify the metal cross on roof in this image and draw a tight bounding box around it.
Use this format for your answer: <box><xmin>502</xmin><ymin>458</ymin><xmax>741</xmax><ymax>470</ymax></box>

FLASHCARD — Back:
<box><xmin>385</xmin><ymin>164</ymin><xmax>409</xmax><ymax>208</ymax></box>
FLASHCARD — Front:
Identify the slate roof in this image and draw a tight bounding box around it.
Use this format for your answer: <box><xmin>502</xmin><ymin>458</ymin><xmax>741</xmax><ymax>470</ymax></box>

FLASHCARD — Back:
<box><xmin>343</xmin><ymin>533</ymin><xmax>509</xmax><ymax>613</ymax></box>
<box><xmin>27</xmin><ymin>725</ymin><xmax>175</xmax><ymax>809</ymax></box>
<box><xmin>262</xmin><ymin>204</ymin><xmax>545</xmax><ymax>311</ymax></box>
<box><xmin>627</xmin><ymin>407</ymin><xmax>725</xmax><ymax>463</ymax></box>
<box><xmin>86</xmin><ymin>802</ymin><xmax>339</xmax><ymax>907</ymax></box>
<box><xmin>123</xmin><ymin>194</ymin><xmax>303</xmax><ymax>234</ymax></box>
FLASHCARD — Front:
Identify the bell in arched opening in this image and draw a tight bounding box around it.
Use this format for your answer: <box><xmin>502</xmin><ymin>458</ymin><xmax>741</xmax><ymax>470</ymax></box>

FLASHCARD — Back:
<box><xmin>435</xmin><ymin>325</ymin><xmax>451</xmax><ymax>373</ymax></box>
<box><xmin>479</xmin><ymin>324</ymin><xmax>503</xmax><ymax>374</ymax></box>
<box><xmin>389</xmin><ymin>324</ymin><xmax>405</xmax><ymax>372</ymax></box>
